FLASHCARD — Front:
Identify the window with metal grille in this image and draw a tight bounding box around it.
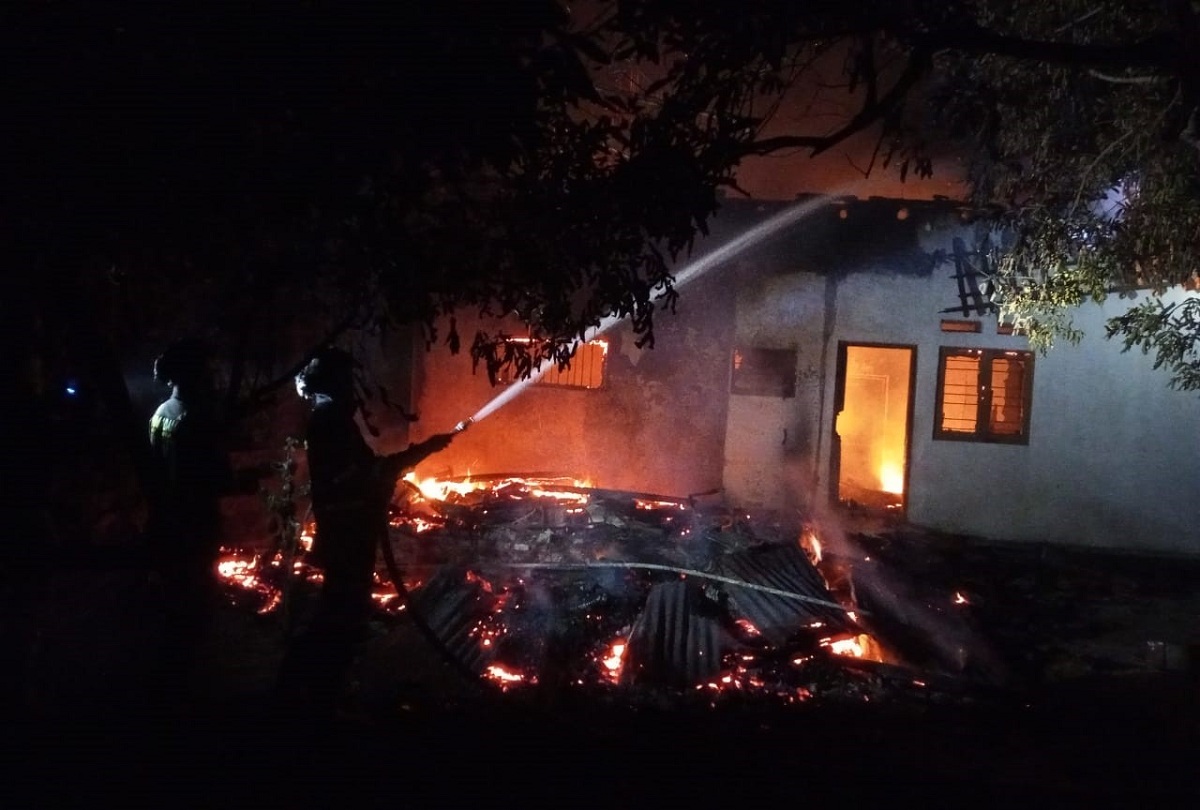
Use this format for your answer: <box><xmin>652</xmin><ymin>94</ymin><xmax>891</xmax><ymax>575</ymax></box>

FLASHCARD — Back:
<box><xmin>934</xmin><ymin>347</ymin><xmax>1033</xmax><ymax>443</ymax></box>
<box><xmin>498</xmin><ymin>339</ymin><xmax>608</xmax><ymax>390</ymax></box>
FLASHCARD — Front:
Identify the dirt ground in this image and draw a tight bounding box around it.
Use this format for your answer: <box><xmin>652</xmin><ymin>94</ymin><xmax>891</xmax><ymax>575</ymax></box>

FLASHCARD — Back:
<box><xmin>5</xmin><ymin>524</ymin><xmax>1200</xmax><ymax>807</ymax></box>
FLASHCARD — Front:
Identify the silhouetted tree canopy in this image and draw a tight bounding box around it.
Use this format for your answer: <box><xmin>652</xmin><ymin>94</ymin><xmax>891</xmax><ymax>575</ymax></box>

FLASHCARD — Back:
<box><xmin>8</xmin><ymin>0</ymin><xmax>1200</xmax><ymax>540</ymax></box>
<box><xmin>597</xmin><ymin>0</ymin><xmax>1200</xmax><ymax>389</ymax></box>
<box><xmin>15</xmin><ymin>1</ymin><xmax>1200</xmax><ymax>400</ymax></box>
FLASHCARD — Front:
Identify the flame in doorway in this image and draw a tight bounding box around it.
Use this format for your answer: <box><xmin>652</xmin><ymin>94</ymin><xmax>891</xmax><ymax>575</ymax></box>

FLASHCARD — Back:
<box><xmin>878</xmin><ymin>461</ymin><xmax>904</xmax><ymax>495</ymax></box>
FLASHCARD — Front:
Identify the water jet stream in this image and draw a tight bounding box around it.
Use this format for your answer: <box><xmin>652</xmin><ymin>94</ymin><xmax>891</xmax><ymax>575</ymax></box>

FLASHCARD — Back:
<box><xmin>461</xmin><ymin>192</ymin><xmax>848</xmax><ymax>427</ymax></box>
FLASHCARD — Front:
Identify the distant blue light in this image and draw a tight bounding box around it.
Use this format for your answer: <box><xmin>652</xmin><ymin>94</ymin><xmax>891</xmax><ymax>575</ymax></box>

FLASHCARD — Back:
<box><xmin>65</xmin><ymin>386</ymin><xmax>78</xmax><ymax>396</ymax></box>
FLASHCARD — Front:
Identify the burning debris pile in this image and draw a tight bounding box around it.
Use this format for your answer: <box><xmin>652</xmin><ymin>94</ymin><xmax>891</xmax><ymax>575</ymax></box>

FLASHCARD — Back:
<box><xmin>218</xmin><ymin>474</ymin><xmax>991</xmax><ymax>709</ymax></box>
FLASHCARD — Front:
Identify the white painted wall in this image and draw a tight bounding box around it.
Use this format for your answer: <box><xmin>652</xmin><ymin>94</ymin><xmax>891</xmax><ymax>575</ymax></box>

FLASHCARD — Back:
<box><xmin>726</xmin><ymin>223</ymin><xmax>1200</xmax><ymax>554</ymax></box>
<box><xmin>722</xmin><ymin>272</ymin><xmax>827</xmax><ymax>512</ymax></box>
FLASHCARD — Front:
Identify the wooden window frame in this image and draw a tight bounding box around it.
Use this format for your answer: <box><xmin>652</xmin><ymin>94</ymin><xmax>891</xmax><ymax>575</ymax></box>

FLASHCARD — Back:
<box><xmin>933</xmin><ymin>347</ymin><xmax>1034</xmax><ymax>444</ymax></box>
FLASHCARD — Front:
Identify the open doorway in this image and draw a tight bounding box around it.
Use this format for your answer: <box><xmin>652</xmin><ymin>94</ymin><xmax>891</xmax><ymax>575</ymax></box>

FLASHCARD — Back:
<box><xmin>832</xmin><ymin>343</ymin><xmax>915</xmax><ymax>514</ymax></box>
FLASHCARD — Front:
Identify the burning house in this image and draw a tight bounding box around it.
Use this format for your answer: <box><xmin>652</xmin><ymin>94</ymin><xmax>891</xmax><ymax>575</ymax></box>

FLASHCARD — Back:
<box><xmin>217</xmin><ymin>193</ymin><xmax>1197</xmax><ymax>710</ymax></box>
<box><xmin>406</xmin><ymin>194</ymin><xmax>1200</xmax><ymax>556</ymax></box>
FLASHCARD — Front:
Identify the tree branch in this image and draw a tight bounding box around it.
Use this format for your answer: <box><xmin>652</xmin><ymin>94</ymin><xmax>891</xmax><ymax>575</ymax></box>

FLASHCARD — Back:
<box><xmin>740</xmin><ymin>51</ymin><xmax>928</xmax><ymax>158</ymax></box>
<box><xmin>1182</xmin><ymin>106</ymin><xmax>1200</xmax><ymax>155</ymax></box>
<box><xmin>1087</xmin><ymin>69</ymin><xmax>1168</xmax><ymax>84</ymax></box>
<box><xmin>914</xmin><ymin>24</ymin><xmax>1177</xmax><ymax>71</ymax></box>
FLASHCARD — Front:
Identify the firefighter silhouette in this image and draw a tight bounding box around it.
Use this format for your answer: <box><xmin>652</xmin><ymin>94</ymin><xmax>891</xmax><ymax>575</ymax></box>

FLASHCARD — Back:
<box><xmin>276</xmin><ymin>346</ymin><xmax>455</xmax><ymax>719</ymax></box>
<box><xmin>147</xmin><ymin>337</ymin><xmax>231</xmax><ymax>705</ymax></box>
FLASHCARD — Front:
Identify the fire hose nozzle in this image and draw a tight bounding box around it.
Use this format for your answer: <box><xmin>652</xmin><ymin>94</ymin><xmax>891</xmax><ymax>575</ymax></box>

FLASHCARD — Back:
<box><xmin>454</xmin><ymin>417</ymin><xmax>474</xmax><ymax>433</ymax></box>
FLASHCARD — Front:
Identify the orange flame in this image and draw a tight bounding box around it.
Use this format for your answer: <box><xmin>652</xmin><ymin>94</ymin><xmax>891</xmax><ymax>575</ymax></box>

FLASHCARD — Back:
<box><xmin>878</xmin><ymin>461</ymin><xmax>905</xmax><ymax>495</ymax></box>
<box><xmin>404</xmin><ymin>473</ymin><xmax>593</xmax><ymax>504</ymax></box>
<box><xmin>600</xmin><ymin>639</ymin><xmax>627</xmax><ymax>683</ymax></box>
<box><xmin>825</xmin><ymin>636</ymin><xmax>867</xmax><ymax>658</ymax></box>
<box><xmin>820</xmin><ymin>633</ymin><xmax>883</xmax><ymax>661</ymax></box>
<box><xmin>799</xmin><ymin>527</ymin><xmax>822</xmax><ymax>564</ymax></box>
<box><xmin>404</xmin><ymin>473</ymin><xmax>487</xmax><ymax>501</ymax></box>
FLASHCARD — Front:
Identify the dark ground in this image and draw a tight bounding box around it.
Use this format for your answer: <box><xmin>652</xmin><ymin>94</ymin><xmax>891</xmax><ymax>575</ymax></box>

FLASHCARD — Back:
<box><xmin>5</xmin><ymin>525</ymin><xmax>1200</xmax><ymax>808</ymax></box>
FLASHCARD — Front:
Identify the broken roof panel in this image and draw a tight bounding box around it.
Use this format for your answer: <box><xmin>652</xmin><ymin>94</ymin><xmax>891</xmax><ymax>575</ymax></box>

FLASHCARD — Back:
<box><xmin>624</xmin><ymin>580</ymin><xmax>734</xmax><ymax>690</ymax></box>
<box><xmin>716</xmin><ymin>543</ymin><xmax>857</xmax><ymax>644</ymax></box>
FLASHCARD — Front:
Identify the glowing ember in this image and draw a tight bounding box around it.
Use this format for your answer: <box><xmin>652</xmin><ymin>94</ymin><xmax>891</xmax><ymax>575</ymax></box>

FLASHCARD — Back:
<box><xmin>216</xmin><ymin>556</ymin><xmax>260</xmax><ymax>589</ymax></box>
<box><xmin>465</xmin><ymin>569</ymin><xmax>496</xmax><ymax>593</ymax></box>
<box><xmin>527</xmin><ymin>485</ymin><xmax>590</xmax><ymax>504</ymax></box>
<box><xmin>470</xmin><ymin>612</ymin><xmax>507</xmax><ymax>648</ymax></box>
<box><xmin>215</xmin><ymin>547</ymin><xmax>327</xmax><ymax>614</ymax></box>
<box><xmin>258</xmin><ymin>591</ymin><xmax>282</xmax><ymax>614</ymax></box>
<box><xmin>600</xmin><ymin>639</ymin><xmax>627</xmax><ymax>683</ymax></box>
<box><xmin>485</xmin><ymin>664</ymin><xmax>531</xmax><ymax>689</ymax></box>
<box><xmin>299</xmin><ymin>524</ymin><xmax>314</xmax><ymax>552</ymax></box>
<box><xmin>634</xmin><ymin>498</ymin><xmax>688</xmax><ymax>511</ymax></box>
<box><xmin>735</xmin><ymin>618</ymin><xmax>762</xmax><ymax>637</ymax></box>
<box><xmin>391</xmin><ymin>515</ymin><xmax>439</xmax><ymax>532</ymax></box>
<box><xmin>954</xmin><ymin>591</ymin><xmax>969</xmax><ymax>605</ymax></box>
<box><xmin>703</xmin><ymin>658</ymin><xmax>811</xmax><ymax>704</ymax></box>
<box><xmin>371</xmin><ymin>592</ymin><xmax>400</xmax><ymax>608</ymax></box>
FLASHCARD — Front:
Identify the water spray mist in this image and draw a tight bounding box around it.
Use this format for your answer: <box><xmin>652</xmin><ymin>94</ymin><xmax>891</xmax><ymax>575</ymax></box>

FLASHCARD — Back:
<box><xmin>455</xmin><ymin>191</ymin><xmax>856</xmax><ymax>429</ymax></box>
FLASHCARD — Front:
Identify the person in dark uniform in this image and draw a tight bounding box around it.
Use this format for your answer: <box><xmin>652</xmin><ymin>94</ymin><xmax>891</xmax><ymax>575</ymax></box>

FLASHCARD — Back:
<box><xmin>277</xmin><ymin>346</ymin><xmax>456</xmax><ymax>720</ymax></box>
<box><xmin>147</xmin><ymin>337</ymin><xmax>232</xmax><ymax>706</ymax></box>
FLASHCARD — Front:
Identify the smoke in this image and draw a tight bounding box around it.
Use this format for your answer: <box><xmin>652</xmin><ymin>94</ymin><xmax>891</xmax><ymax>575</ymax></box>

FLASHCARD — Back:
<box><xmin>852</xmin><ymin>547</ymin><xmax>1010</xmax><ymax>686</ymax></box>
<box><xmin>804</xmin><ymin>501</ymin><xmax>1010</xmax><ymax>686</ymax></box>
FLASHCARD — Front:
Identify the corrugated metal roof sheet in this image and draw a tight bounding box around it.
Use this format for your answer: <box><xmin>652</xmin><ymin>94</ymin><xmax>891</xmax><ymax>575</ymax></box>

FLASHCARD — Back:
<box><xmin>407</xmin><ymin>566</ymin><xmax>496</xmax><ymax>675</ymax></box>
<box><xmin>716</xmin><ymin>543</ymin><xmax>857</xmax><ymax>643</ymax></box>
<box><xmin>624</xmin><ymin>580</ymin><xmax>734</xmax><ymax>689</ymax></box>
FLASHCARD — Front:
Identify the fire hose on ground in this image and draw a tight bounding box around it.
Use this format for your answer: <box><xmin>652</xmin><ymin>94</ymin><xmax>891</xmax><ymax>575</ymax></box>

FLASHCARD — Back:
<box><xmin>377</xmin><ymin>529</ymin><xmax>493</xmax><ymax>690</ymax></box>
<box><xmin>488</xmin><ymin>561</ymin><xmax>866</xmax><ymax>615</ymax></box>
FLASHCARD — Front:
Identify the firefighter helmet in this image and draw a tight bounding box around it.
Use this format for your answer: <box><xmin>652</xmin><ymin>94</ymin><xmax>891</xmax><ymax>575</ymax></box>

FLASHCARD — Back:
<box><xmin>294</xmin><ymin>346</ymin><xmax>356</xmax><ymax>399</ymax></box>
<box><xmin>153</xmin><ymin>338</ymin><xmax>211</xmax><ymax>388</ymax></box>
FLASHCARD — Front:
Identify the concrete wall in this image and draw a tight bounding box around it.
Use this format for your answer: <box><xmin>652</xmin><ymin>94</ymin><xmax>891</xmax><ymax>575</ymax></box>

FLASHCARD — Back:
<box><xmin>722</xmin><ymin>272</ymin><xmax>828</xmax><ymax>512</ymax></box>
<box><xmin>410</xmin><ymin>271</ymin><xmax>736</xmax><ymax>497</ymax></box>
<box><xmin>904</xmin><ymin>286</ymin><xmax>1200</xmax><ymax>553</ymax></box>
<box><xmin>724</xmin><ymin>209</ymin><xmax>1200</xmax><ymax>553</ymax></box>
